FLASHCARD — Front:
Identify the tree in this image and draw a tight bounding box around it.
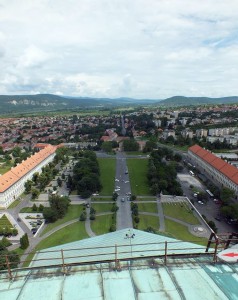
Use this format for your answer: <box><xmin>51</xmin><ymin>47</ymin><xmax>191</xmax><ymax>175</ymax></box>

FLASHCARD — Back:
<box><xmin>221</xmin><ymin>188</ymin><xmax>235</xmax><ymax>205</ymax></box>
<box><xmin>101</xmin><ymin>141</ymin><xmax>113</xmax><ymax>153</ymax></box>
<box><xmin>32</xmin><ymin>203</ymin><xmax>37</xmax><ymax>212</ymax></box>
<box><xmin>20</xmin><ymin>233</ymin><xmax>29</xmax><ymax>249</ymax></box>
<box><xmin>31</xmin><ymin>188</ymin><xmax>40</xmax><ymax>199</ymax></box>
<box><xmin>123</xmin><ymin>140</ymin><xmax>139</xmax><ymax>151</ymax></box>
<box><xmin>24</xmin><ymin>180</ymin><xmax>33</xmax><ymax>193</ymax></box>
<box><xmin>57</xmin><ymin>177</ymin><xmax>62</xmax><ymax>187</ymax></box>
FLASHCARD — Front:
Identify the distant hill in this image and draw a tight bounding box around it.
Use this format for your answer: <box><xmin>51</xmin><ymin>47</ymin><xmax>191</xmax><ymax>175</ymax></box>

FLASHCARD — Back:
<box><xmin>0</xmin><ymin>94</ymin><xmax>155</xmax><ymax>115</ymax></box>
<box><xmin>0</xmin><ymin>94</ymin><xmax>238</xmax><ymax>115</ymax></box>
<box><xmin>157</xmin><ymin>96</ymin><xmax>238</xmax><ymax>106</ymax></box>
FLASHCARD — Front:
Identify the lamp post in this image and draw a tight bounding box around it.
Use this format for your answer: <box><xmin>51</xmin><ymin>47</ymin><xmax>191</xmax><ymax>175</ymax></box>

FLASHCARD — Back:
<box><xmin>125</xmin><ymin>229</ymin><xmax>135</xmax><ymax>258</ymax></box>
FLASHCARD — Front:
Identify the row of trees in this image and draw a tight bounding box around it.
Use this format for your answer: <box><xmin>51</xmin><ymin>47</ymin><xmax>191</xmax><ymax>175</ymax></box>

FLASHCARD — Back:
<box><xmin>148</xmin><ymin>149</ymin><xmax>183</xmax><ymax>196</ymax></box>
<box><xmin>0</xmin><ymin>237</ymin><xmax>19</xmax><ymax>271</ymax></box>
<box><xmin>43</xmin><ymin>195</ymin><xmax>71</xmax><ymax>223</ymax></box>
<box><xmin>70</xmin><ymin>150</ymin><xmax>102</xmax><ymax>198</ymax></box>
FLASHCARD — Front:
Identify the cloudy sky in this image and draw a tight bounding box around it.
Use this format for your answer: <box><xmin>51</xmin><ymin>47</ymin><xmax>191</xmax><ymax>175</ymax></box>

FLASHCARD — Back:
<box><xmin>0</xmin><ymin>0</ymin><xmax>238</xmax><ymax>99</ymax></box>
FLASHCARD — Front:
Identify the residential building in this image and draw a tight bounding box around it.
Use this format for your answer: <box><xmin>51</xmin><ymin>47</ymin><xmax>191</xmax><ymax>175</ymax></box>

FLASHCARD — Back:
<box><xmin>0</xmin><ymin>145</ymin><xmax>57</xmax><ymax>208</ymax></box>
<box><xmin>188</xmin><ymin>145</ymin><xmax>238</xmax><ymax>195</ymax></box>
<box><xmin>196</xmin><ymin>129</ymin><xmax>208</xmax><ymax>138</ymax></box>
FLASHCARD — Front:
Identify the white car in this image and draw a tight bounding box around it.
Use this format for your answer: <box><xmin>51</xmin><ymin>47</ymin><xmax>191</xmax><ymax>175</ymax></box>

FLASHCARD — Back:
<box><xmin>115</xmin><ymin>179</ymin><xmax>119</xmax><ymax>182</ymax></box>
<box><xmin>198</xmin><ymin>200</ymin><xmax>204</xmax><ymax>205</ymax></box>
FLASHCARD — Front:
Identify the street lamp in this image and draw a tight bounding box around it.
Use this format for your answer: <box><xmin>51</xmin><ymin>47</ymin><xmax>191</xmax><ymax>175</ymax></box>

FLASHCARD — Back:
<box><xmin>125</xmin><ymin>229</ymin><xmax>135</xmax><ymax>258</ymax></box>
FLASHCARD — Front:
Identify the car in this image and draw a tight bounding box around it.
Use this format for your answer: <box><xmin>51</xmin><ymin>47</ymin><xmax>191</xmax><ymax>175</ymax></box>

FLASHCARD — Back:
<box><xmin>121</xmin><ymin>198</ymin><xmax>125</xmax><ymax>202</ymax></box>
<box><xmin>31</xmin><ymin>228</ymin><xmax>38</xmax><ymax>234</ymax></box>
<box><xmin>115</xmin><ymin>179</ymin><xmax>119</xmax><ymax>182</ymax></box>
<box><xmin>215</xmin><ymin>216</ymin><xmax>221</xmax><ymax>221</ymax></box>
<box><xmin>198</xmin><ymin>201</ymin><xmax>204</xmax><ymax>205</ymax></box>
<box><xmin>193</xmin><ymin>193</ymin><xmax>198</xmax><ymax>198</ymax></box>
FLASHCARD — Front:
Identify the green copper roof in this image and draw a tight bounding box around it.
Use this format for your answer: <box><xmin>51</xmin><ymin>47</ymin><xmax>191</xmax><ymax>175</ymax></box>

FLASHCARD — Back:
<box><xmin>0</xmin><ymin>229</ymin><xmax>237</xmax><ymax>300</ymax></box>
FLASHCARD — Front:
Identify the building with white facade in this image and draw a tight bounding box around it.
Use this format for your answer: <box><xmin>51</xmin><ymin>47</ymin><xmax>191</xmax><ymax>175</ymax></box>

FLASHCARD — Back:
<box><xmin>188</xmin><ymin>145</ymin><xmax>238</xmax><ymax>196</ymax></box>
<box><xmin>0</xmin><ymin>145</ymin><xmax>57</xmax><ymax>208</ymax></box>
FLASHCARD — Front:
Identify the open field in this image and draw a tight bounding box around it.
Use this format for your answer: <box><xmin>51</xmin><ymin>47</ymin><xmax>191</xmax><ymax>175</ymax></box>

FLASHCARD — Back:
<box><xmin>91</xmin><ymin>215</ymin><xmax>112</xmax><ymax>235</ymax></box>
<box><xmin>41</xmin><ymin>205</ymin><xmax>83</xmax><ymax>236</ymax></box>
<box><xmin>0</xmin><ymin>214</ymin><xmax>12</xmax><ymax>229</ymax></box>
<box><xmin>164</xmin><ymin>219</ymin><xmax>208</xmax><ymax>246</ymax></box>
<box><xmin>127</xmin><ymin>159</ymin><xmax>151</xmax><ymax>195</ymax></box>
<box><xmin>0</xmin><ymin>165</ymin><xmax>11</xmax><ymax>175</ymax></box>
<box><xmin>8</xmin><ymin>199</ymin><xmax>21</xmax><ymax>209</ymax></box>
<box><xmin>91</xmin><ymin>197</ymin><xmax>112</xmax><ymax>202</ymax></box>
<box><xmin>91</xmin><ymin>203</ymin><xmax>112</xmax><ymax>213</ymax></box>
<box><xmin>137</xmin><ymin>215</ymin><xmax>160</xmax><ymax>231</ymax></box>
<box><xmin>98</xmin><ymin>158</ymin><xmax>116</xmax><ymax>196</ymax></box>
<box><xmin>162</xmin><ymin>203</ymin><xmax>199</xmax><ymax>225</ymax></box>
<box><xmin>37</xmin><ymin>222</ymin><xmax>88</xmax><ymax>251</ymax></box>
<box><xmin>137</xmin><ymin>202</ymin><xmax>158</xmax><ymax>213</ymax></box>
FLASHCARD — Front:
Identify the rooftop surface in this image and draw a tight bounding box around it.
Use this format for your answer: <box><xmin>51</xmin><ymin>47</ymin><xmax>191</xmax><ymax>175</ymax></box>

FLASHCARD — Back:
<box><xmin>0</xmin><ymin>229</ymin><xmax>237</xmax><ymax>300</ymax></box>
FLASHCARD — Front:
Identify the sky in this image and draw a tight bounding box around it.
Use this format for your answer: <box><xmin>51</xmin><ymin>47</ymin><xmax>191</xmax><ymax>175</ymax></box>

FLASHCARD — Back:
<box><xmin>0</xmin><ymin>0</ymin><xmax>238</xmax><ymax>99</ymax></box>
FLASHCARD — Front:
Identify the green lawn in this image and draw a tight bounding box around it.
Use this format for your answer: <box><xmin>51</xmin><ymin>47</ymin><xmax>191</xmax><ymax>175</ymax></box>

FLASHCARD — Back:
<box><xmin>8</xmin><ymin>199</ymin><xmax>21</xmax><ymax>209</ymax></box>
<box><xmin>125</xmin><ymin>151</ymin><xmax>143</xmax><ymax>155</ymax></box>
<box><xmin>41</xmin><ymin>205</ymin><xmax>83</xmax><ymax>236</ymax></box>
<box><xmin>20</xmin><ymin>207</ymin><xmax>36</xmax><ymax>213</ymax></box>
<box><xmin>91</xmin><ymin>215</ymin><xmax>112</xmax><ymax>235</ymax></box>
<box><xmin>162</xmin><ymin>203</ymin><xmax>200</xmax><ymax>225</ymax></box>
<box><xmin>98</xmin><ymin>158</ymin><xmax>116</xmax><ymax>195</ymax></box>
<box><xmin>137</xmin><ymin>215</ymin><xmax>160</xmax><ymax>231</ymax></box>
<box><xmin>137</xmin><ymin>202</ymin><xmax>158</xmax><ymax>213</ymax></box>
<box><xmin>164</xmin><ymin>219</ymin><xmax>208</xmax><ymax>246</ymax></box>
<box><xmin>91</xmin><ymin>197</ymin><xmax>112</xmax><ymax>202</ymax></box>
<box><xmin>23</xmin><ymin>221</ymin><xmax>88</xmax><ymax>267</ymax></box>
<box><xmin>0</xmin><ymin>214</ymin><xmax>12</xmax><ymax>228</ymax></box>
<box><xmin>0</xmin><ymin>165</ymin><xmax>11</xmax><ymax>175</ymax></box>
<box><xmin>91</xmin><ymin>203</ymin><xmax>112</xmax><ymax>213</ymax></box>
<box><xmin>127</xmin><ymin>159</ymin><xmax>151</xmax><ymax>195</ymax></box>
<box><xmin>136</xmin><ymin>197</ymin><xmax>157</xmax><ymax>201</ymax></box>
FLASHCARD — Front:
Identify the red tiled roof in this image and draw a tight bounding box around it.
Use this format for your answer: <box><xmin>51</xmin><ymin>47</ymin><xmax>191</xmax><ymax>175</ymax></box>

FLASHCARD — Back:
<box><xmin>0</xmin><ymin>145</ymin><xmax>57</xmax><ymax>193</ymax></box>
<box><xmin>188</xmin><ymin>145</ymin><xmax>238</xmax><ymax>186</ymax></box>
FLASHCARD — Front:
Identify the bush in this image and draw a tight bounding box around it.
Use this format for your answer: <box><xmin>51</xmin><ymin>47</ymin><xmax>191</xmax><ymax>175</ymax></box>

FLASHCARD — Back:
<box><xmin>79</xmin><ymin>212</ymin><xmax>87</xmax><ymax>221</ymax></box>
<box><xmin>134</xmin><ymin>216</ymin><xmax>140</xmax><ymax>224</ymax></box>
<box><xmin>39</xmin><ymin>204</ymin><xmax>44</xmax><ymax>212</ymax></box>
<box><xmin>109</xmin><ymin>224</ymin><xmax>116</xmax><ymax>232</ymax></box>
<box><xmin>90</xmin><ymin>214</ymin><xmax>96</xmax><ymax>220</ymax></box>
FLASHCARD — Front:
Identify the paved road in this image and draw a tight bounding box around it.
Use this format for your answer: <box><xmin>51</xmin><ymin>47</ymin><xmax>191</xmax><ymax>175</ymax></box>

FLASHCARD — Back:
<box><xmin>177</xmin><ymin>169</ymin><xmax>237</xmax><ymax>234</ymax></box>
<box><xmin>116</xmin><ymin>152</ymin><xmax>133</xmax><ymax>229</ymax></box>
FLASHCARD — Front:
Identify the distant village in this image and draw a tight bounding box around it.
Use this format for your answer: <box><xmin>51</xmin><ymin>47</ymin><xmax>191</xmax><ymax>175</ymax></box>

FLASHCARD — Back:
<box><xmin>0</xmin><ymin>103</ymin><xmax>238</xmax><ymax>153</ymax></box>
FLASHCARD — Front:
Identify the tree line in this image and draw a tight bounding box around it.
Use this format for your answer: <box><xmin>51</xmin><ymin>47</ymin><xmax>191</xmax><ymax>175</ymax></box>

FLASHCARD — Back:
<box><xmin>147</xmin><ymin>148</ymin><xmax>183</xmax><ymax>196</ymax></box>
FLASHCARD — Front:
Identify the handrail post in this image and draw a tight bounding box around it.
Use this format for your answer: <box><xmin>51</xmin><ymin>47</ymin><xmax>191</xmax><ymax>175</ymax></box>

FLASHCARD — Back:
<box><xmin>164</xmin><ymin>241</ymin><xmax>168</xmax><ymax>265</ymax></box>
<box><xmin>5</xmin><ymin>255</ymin><xmax>12</xmax><ymax>281</ymax></box>
<box><xmin>115</xmin><ymin>244</ymin><xmax>120</xmax><ymax>270</ymax></box>
<box><xmin>213</xmin><ymin>240</ymin><xmax>218</xmax><ymax>263</ymax></box>
<box><xmin>61</xmin><ymin>249</ymin><xmax>67</xmax><ymax>274</ymax></box>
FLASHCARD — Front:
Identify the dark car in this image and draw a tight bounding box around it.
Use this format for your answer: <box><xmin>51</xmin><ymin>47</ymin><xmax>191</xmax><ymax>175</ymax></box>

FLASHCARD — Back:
<box><xmin>215</xmin><ymin>216</ymin><xmax>221</xmax><ymax>221</ymax></box>
<box><xmin>31</xmin><ymin>228</ymin><xmax>38</xmax><ymax>234</ymax></box>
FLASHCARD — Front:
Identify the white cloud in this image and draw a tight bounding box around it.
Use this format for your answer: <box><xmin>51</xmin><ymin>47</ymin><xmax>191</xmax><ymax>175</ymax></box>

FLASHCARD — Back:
<box><xmin>0</xmin><ymin>0</ymin><xmax>238</xmax><ymax>98</ymax></box>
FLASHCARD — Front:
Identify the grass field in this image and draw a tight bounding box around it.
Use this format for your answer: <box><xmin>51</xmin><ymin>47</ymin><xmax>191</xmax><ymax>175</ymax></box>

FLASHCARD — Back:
<box><xmin>125</xmin><ymin>151</ymin><xmax>143</xmax><ymax>155</ymax></box>
<box><xmin>127</xmin><ymin>159</ymin><xmax>151</xmax><ymax>195</ymax></box>
<box><xmin>91</xmin><ymin>203</ymin><xmax>112</xmax><ymax>213</ymax></box>
<box><xmin>136</xmin><ymin>197</ymin><xmax>157</xmax><ymax>201</ymax></box>
<box><xmin>41</xmin><ymin>205</ymin><xmax>83</xmax><ymax>236</ymax></box>
<box><xmin>0</xmin><ymin>214</ymin><xmax>12</xmax><ymax>229</ymax></box>
<box><xmin>23</xmin><ymin>221</ymin><xmax>88</xmax><ymax>267</ymax></box>
<box><xmin>164</xmin><ymin>219</ymin><xmax>208</xmax><ymax>246</ymax></box>
<box><xmin>162</xmin><ymin>203</ymin><xmax>199</xmax><ymax>225</ymax></box>
<box><xmin>91</xmin><ymin>215</ymin><xmax>112</xmax><ymax>235</ymax></box>
<box><xmin>137</xmin><ymin>215</ymin><xmax>160</xmax><ymax>231</ymax></box>
<box><xmin>0</xmin><ymin>165</ymin><xmax>11</xmax><ymax>175</ymax></box>
<box><xmin>91</xmin><ymin>197</ymin><xmax>112</xmax><ymax>202</ymax></box>
<box><xmin>8</xmin><ymin>199</ymin><xmax>21</xmax><ymax>209</ymax></box>
<box><xmin>98</xmin><ymin>158</ymin><xmax>116</xmax><ymax>195</ymax></box>
<box><xmin>137</xmin><ymin>202</ymin><xmax>158</xmax><ymax>213</ymax></box>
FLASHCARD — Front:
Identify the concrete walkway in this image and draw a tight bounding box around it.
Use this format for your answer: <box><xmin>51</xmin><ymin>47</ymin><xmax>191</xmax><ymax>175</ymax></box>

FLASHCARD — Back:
<box><xmin>85</xmin><ymin>207</ymin><xmax>96</xmax><ymax>237</ymax></box>
<box><xmin>157</xmin><ymin>201</ymin><xmax>165</xmax><ymax>232</ymax></box>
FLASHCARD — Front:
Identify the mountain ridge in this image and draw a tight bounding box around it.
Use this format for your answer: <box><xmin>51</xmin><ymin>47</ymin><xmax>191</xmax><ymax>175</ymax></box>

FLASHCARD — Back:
<box><xmin>0</xmin><ymin>94</ymin><xmax>237</xmax><ymax>114</ymax></box>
